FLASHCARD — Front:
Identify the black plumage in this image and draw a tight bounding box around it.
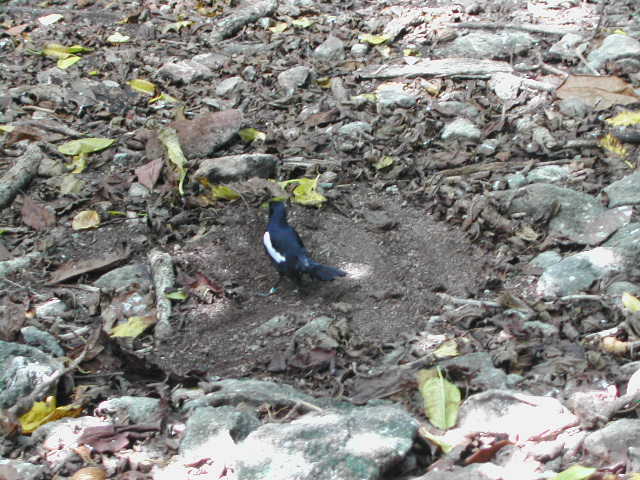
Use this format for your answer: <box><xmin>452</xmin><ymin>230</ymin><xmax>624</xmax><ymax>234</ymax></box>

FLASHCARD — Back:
<box><xmin>263</xmin><ymin>201</ymin><xmax>346</xmax><ymax>285</ymax></box>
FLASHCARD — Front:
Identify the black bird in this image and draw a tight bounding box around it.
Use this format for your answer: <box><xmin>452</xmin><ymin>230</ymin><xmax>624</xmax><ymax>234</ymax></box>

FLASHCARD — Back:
<box><xmin>263</xmin><ymin>201</ymin><xmax>346</xmax><ymax>289</ymax></box>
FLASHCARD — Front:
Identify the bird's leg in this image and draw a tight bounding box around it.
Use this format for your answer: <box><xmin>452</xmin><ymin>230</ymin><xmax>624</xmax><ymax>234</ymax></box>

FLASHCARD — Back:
<box><xmin>256</xmin><ymin>273</ymin><xmax>284</xmax><ymax>297</ymax></box>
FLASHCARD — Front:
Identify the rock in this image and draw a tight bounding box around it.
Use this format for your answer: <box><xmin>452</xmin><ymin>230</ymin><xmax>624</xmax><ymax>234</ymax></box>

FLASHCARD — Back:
<box><xmin>21</xmin><ymin>326</ymin><xmax>64</xmax><ymax>357</ymax></box>
<box><xmin>376</xmin><ymin>83</ymin><xmax>417</xmax><ymax>108</ymax></box>
<box><xmin>31</xmin><ymin>417</ymin><xmax>110</xmax><ymax>469</ymax></box>
<box><xmin>210</xmin><ymin>0</ymin><xmax>278</xmax><ymax>41</ymax></box>
<box><xmin>530</xmin><ymin>251</ymin><xmax>562</xmax><ymax>269</ymax></box>
<box><xmin>35</xmin><ymin>298</ymin><xmax>68</xmax><ymax>319</ymax></box>
<box><xmin>536</xmin><ymin>247</ymin><xmax>624</xmax><ymax>297</ymax></box>
<box><xmin>604</xmin><ymin>170</ymin><xmax>640</xmax><ymax>207</ymax></box>
<box><xmin>146</xmin><ymin>110</ymin><xmax>242</xmax><ymax>159</ymax></box>
<box><xmin>0</xmin><ymin>459</ymin><xmax>45</xmax><ymax>480</ymax></box>
<box><xmin>235</xmin><ymin>404</ymin><xmax>418</xmax><ymax>480</ymax></box>
<box><xmin>96</xmin><ymin>396</ymin><xmax>162</xmax><ymax>424</ymax></box>
<box><xmin>581</xmin><ymin>419</ymin><xmax>640</xmax><ymax>468</ymax></box>
<box><xmin>526</xmin><ymin>165</ymin><xmax>570</xmax><ymax>184</ymax></box>
<box><xmin>433</xmin><ymin>101</ymin><xmax>480</xmax><ymax>118</ymax></box>
<box><xmin>364</xmin><ymin>210</ymin><xmax>398</xmax><ymax>231</ymax></box>
<box><xmin>440</xmin><ymin>352</ymin><xmax>508</xmax><ymax>390</ymax></box>
<box><xmin>477</xmin><ymin>139</ymin><xmax>499</xmax><ymax>156</ymax></box>
<box><xmin>339</xmin><ymin>121</ymin><xmax>373</xmax><ymax>138</ymax></box>
<box><xmin>558</xmin><ymin>96</ymin><xmax>592</xmax><ymax>118</ymax></box>
<box><xmin>277</xmin><ymin>66</ymin><xmax>311</xmax><ymax>95</ymax></box>
<box><xmin>548</xmin><ymin>33</ymin><xmax>585</xmax><ymax>60</ymax></box>
<box><xmin>0</xmin><ymin>340</ymin><xmax>64</xmax><ymax>408</ymax></box>
<box><xmin>351</xmin><ymin>43</ymin><xmax>369</xmax><ymax>58</ymax></box>
<box><xmin>192</xmin><ymin>153</ymin><xmax>278</xmax><ymax>183</ymax></box>
<box><xmin>441</xmin><ymin>118</ymin><xmax>482</xmax><ymax>142</ymax></box>
<box><xmin>128</xmin><ymin>182</ymin><xmax>150</xmax><ymax>198</ymax></box>
<box><xmin>216</xmin><ymin>76</ymin><xmax>245</xmax><ymax>96</ymax></box>
<box><xmin>505</xmin><ymin>183</ymin><xmax>631</xmax><ymax>245</ymax></box>
<box><xmin>313</xmin><ymin>35</ymin><xmax>345</xmax><ymax>62</ymax></box>
<box><xmin>94</xmin><ymin>264</ymin><xmax>151</xmax><ymax>293</ymax></box>
<box><xmin>158</xmin><ymin>60</ymin><xmax>213</xmax><ymax>84</ymax></box>
<box><xmin>192</xmin><ymin>52</ymin><xmax>228</xmax><ymax>70</ymax></box>
<box><xmin>587</xmin><ymin>34</ymin><xmax>640</xmax><ymax>71</ymax></box>
<box><xmin>436</xmin><ymin>31</ymin><xmax>536</xmax><ymax>59</ymax></box>
<box><xmin>179</xmin><ymin>378</ymin><xmax>320</xmax><ymax>412</ymax></box>
<box><xmin>181</xmin><ymin>406</ymin><xmax>260</xmax><ymax>451</ymax></box>
<box><xmin>488</xmin><ymin>72</ymin><xmax>522</xmax><ymax>101</ymax></box>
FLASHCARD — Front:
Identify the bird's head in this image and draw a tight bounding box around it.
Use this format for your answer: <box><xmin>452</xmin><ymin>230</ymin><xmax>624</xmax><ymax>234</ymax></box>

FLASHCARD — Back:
<box><xmin>268</xmin><ymin>200</ymin><xmax>288</xmax><ymax>221</ymax></box>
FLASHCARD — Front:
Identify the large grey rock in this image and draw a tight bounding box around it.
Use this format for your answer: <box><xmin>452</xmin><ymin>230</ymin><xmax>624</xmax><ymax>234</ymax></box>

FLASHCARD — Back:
<box><xmin>441</xmin><ymin>118</ymin><xmax>482</xmax><ymax>142</ymax></box>
<box><xmin>313</xmin><ymin>35</ymin><xmax>345</xmax><ymax>62</ymax></box>
<box><xmin>0</xmin><ymin>341</ymin><xmax>64</xmax><ymax>409</ymax></box>
<box><xmin>180</xmin><ymin>406</ymin><xmax>260</xmax><ymax>452</ymax></box>
<box><xmin>235</xmin><ymin>404</ymin><xmax>418</xmax><ymax>480</ymax></box>
<box><xmin>96</xmin><ymin>396</ymin><xmax>162</xmax><ymax>424</ymax></box>
<box><xmin>587</xmin><ymin>34</ymin><xmax>640</xmax><ymax>71</ymax></box>
<box><xmin>604</xmin><ymin>170</ymin><xmax>640</xmax><ymax>207</ymax></box>
<box><xmin>192</xmin><ymin>154</ymin><xmax>278</xmax><ymax>183</ymax></box>
<box><xmin>278</xmin><ymin>66</ymin><xmax>311</xmax><ymax>95</ymax></box>
<box><xmin>437</xmin><ymin>31</ymin><xmax>536</xmax><ymax>59</ymax></box>
<box><xmin>536</xmin><ymin>247</ymin><xmax>625</xmax><ymax>297</ymax></box>
<box><xmin>505</xmin><ymin>183</ymin><xmax>631</xmax><ymax>245</ymax></box>
<box><xmin>158</xmin><ymin>60</ymin><xmax>213</xmax><ymax>84</ymax></box>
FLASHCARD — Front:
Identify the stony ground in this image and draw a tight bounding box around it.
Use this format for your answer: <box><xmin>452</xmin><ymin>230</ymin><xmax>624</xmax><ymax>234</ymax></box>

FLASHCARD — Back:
<box><xmin>3</xmin><ymin>0</ymin><xmax>640</xmax><ymax>478</ymax></box>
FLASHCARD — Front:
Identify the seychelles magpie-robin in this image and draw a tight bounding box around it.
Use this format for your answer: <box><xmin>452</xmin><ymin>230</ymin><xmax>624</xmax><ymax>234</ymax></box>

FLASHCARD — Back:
<box><xmin>263</xmin><ymin>201</ymin><xmax>346</xmax><ymax>290</ymax></box>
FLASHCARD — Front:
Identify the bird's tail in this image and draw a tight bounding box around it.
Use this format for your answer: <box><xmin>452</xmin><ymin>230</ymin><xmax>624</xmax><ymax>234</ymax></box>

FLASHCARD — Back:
<box><xmin>306</xmin><ymin>260</ymin><xmax>347</xmax><ymax>281</ymax></box>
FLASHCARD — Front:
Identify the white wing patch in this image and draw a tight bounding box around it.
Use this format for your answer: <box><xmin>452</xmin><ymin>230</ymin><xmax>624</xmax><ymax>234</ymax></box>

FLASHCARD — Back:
<box><xmin>263</xmin><ymin>232</ymin><xmax>286</xmax><ymax>263</ymax></box>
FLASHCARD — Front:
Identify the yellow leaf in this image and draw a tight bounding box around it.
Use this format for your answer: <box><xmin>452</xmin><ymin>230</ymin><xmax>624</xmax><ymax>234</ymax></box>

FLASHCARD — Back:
<box><xmin>68</xmin><ymin>153</ymin><xmax>88</xmax><ymax>174</ymax></box>
<box><xmin>211</xmin><ymin>184</ymin><xmax>241</xmax><ymax>200</ymax></box>
<box><xmin>316</xmin><ymin>77</ymin><xmax>332</xmax><ymax>88</ymax></box>
<box><xmin>107</xmin><ymin>32</ymin><xmax>130</xmax><ymax>43</ymax></box>
<box><xmin>359</xmin><ymin>33</ymin><xmax>390</xmax><ymax>45</ymax></box>
<box><xmin>622</xmin><ymin>292</ymin><xmax>640</xmax><ymax>312</ymax></box>
<box><xmin>165</xmin><ymin>290</ymin><xmax>188</xmax><ymax>300</ymax></box>
<box><xmin>606</xmin><ymin>111</ymin><xmax>640</xmax><ymax>127</ymax></box>
<box><xmin>239</xmin><ymin>128</ymin><xmax>266</xmax><ymax>142</ymax></box>
<box><xmin>418</xmin><ymin>425</ymin><xmax>453</xmax><ymax>453</ymax></box>
<box><xmin>162</xmin><ymin>20</ymin><xmax>193</xmax><ymax>33</ymax></box>
<box><xmin>0</xmin><ymin>125</ymin><xmax>15</xmax><ymax>133</ymax></box>
<box><xmin>292</xmin><ymin>17</ymin><xmax>313</xmax><ymax>28</ymax></box>
<box><xmin>374</xmin><ymin>155</ymin><xmax>394</xmax><ymax>170</ymax></box>
<box><xmin>128</xmin><ymin>79</ymin><xmax>156</xmax><ymax>96</ymax></box>
<box><xmin>403</xmin><ymin>48</ymin><xmax>420</xmax><ymax>56</ymax></box>
<box><xmin>551</xmin><ymin>464</ymin><xmax>596</xmax><ymax>480</ymax></box>
<box><xmin>58</xmin><ymin>138</ymin><xmax>115</xmax><ymax>156</ymax></box>
<box><xmin>269</xmin><ymin>22</ymin><xmax>288</xmax><ymax>33</ymax></box>
<box><xmin>600</xmin><ymin>133</ymin><xmax>629</xmax><ymax>158</ymax></box>
<box><xmin>418</xmin><ymin>367</ymin><xmax>461</xmax><ymax>430</ymax></box>
<box><xmin>72</xmin><ymin>210</ymin><xmax>100</xmax><ymax>230</ymax></box>
<box><xmin>19</xmin><ymin>397</ymin><xmax>82</xmax><ymax>434</ymax></box>
<box><xmin>279</xmin><ymin>176</ymin><xmax>326</xmax><ymax>207</ymax></box>
<box><xmin>42</xmin><ymin>43</ymin><xmax>73</xmax><ymax>59</ymax></box>
<box><xmin>351</xmin><ymin>93</ymin><xmax>378</xmax><ymax>104</ymax></box>
<box><xmin>158</xmin><ymin>127</ymin><xmax>188</xmax><ymax>195</ymax></box>
<box><xmin>57</xmin><ymin>55</ymin><xmax>81</xmax><ymax>69</ymax></box>
<box><xmin>150</xmin><ymin>92</ymin><xmax>179</xmax><ymax>104</ymax></box>
<box><xmin>433</xmin><ymin>340</ymin><xmax>458</xmax><ymax>359</ymax></box>
<box><xmin>110</xmin><ymin>315</ymin><xmax>156</xmax><ymax>338</ymax></box>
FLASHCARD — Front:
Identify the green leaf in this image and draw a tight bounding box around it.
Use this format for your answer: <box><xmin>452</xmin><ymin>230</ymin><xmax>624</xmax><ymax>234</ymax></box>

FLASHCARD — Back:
<box><xmin>128</xmin><ymin>79</ymin><xmax>156</xmax><ymax>95</ymax></box>
<box><xmin>58</xmin><ymin>138</ymin><xmax>115</xmax><ymax>156</ymax></box>
<box><xmin>279</xmin><ymin>176</ymin><xmax>326</xmax><ymax>207</ymax></box>
<box><xmin>57</xmin><ymin>55</ymin><xmax>81</xmax><ymax>69</ymax></box>
<box><xmin>158</xmin><ymin>127</ymin><xmax>188</xmax><ymax>195</ymax></box>
<box><xmin>239</xmin><ymin>128</ymin><xmax>266</xmax><ymax>142</ymax></box>
<box><xmin>359</xmin><ymin>33</ymin><xmax>390</xmax><ymax>45</ymax></box>
<box><xmin>418</xmin><ymin>367</ymin><xmax>461</xmax><ymax>430</ymax></box>
<box><xmin>107</xmin><ymin>32</ymin><xmax>130</xmax><ymax>43</ymax></box>
<box><xmin>292</xmin><ymin>17</ymin><xmax>313</xmax><ymax>28</ymax></box>
<box><xmin>418</xmin><ymin>426</ymin><xmax>453</xmax><ymax>454</ymax></box>
<box><xmin>110</xmin><ymin>315</ymin><xmax>156</xmax><ymax>338</ymax></box>
<box><xmin>269</xmin><ymin>22</ymin><xmax>288</xmax><ymax>33</ymax></box>
<box><xmin>211</xmin><ymin>185</ymin><xmax>241</xmax><ymax>201</ymax></box>
<box><xmin>552</xmin><ymin>465</ymin><xmax>596</xmax><ymax>480</ymax></box>
<box><xmin>623</xmin><ymin>292</ymin><xmax>640</xmax><ymax>312</ymax></box>
<box><xmin>165</xmin><ymin>290</ymin><xmax>188</xmax><ymax>301</ymax></box>
<box><xmin>374</xmin><ymin>155</ymin><xmax>394</xmax><ymax>170</ymax></box>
